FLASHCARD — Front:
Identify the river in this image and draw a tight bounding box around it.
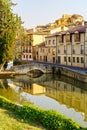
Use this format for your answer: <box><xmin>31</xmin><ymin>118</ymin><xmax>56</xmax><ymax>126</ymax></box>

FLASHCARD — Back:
<box><xmin>0</xmin><ymin>74</ymin><xmax>87</xmax><ymax>127</ymax></box>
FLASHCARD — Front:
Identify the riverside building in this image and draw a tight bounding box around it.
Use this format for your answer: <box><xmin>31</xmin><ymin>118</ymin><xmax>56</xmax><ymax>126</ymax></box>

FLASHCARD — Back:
<box><xmin>35</xmin><ymin>21</ymin><xmax>87</xmax><ymax>68</ymax></box>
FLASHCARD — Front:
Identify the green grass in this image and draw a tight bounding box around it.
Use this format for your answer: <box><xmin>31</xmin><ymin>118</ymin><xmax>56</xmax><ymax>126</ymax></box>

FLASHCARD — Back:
<box><xmin>0</xmin><ymin>108</ymin><xmax>46</xmax><ymax>130</ymax></box>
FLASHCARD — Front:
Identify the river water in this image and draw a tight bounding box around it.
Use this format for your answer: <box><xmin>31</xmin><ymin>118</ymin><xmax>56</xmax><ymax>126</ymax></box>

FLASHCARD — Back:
<box><xmin>0</xmin><ymin>74</ymin><xmax>87</xmax><ymax>127</ymax></box>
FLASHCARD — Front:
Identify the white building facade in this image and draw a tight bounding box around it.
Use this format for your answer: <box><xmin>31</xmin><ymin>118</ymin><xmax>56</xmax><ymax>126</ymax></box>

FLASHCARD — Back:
<box><xmin>38</xmin><ymin>22</ymin><xmax>87</xmax><ymax>68</ymax></box>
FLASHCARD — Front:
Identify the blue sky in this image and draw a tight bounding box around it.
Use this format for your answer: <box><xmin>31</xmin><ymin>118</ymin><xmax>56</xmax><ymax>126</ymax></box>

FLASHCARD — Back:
<box><xmin>12</xmin><ymin>0</ymin><xmax>87</xmax><ymax>29</ymax></box>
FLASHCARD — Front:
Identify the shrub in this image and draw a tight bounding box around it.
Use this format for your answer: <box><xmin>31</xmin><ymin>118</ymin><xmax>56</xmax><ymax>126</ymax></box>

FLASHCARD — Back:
<box><xmin>0</xmin><ymin>96</ymin><xmax>18</xmax><ymax>111</ymax></box>
<box><xmin>17</xmin><ymin>104</ymin><xmax>80</xmax><ymax>130</ymax></box>
<box><xmin>13</xmin><ymin>59</ymin><xmax>21</xmax><ymax>66</ymax></box>
<box><xmin>16</xmin><ymin>104</ymin><xmax>43</xmax><ymax>122</ymax></box>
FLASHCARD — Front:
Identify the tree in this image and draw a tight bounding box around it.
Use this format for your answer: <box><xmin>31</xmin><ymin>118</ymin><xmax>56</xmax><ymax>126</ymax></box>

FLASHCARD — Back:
<box><xmin>0</xmin><ymin>0</ymin><xmax>25</xmax><ymax>68</ymax></box>
<box><xmin>14</xmin><ymin>26</ymin><xmax>29</xmax><ymax>59</ymax></box>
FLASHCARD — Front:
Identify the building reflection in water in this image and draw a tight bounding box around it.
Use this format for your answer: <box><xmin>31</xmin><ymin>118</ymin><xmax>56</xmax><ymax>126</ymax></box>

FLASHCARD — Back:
<box><xmin>12</xmin><ymin>74</ymin><xmax>87</xmax><ymax>126</ymax></box>
<box><xmin>22</xmin><ymin>83</ymin><xmax>45</xmax><ymax>95</ymax></box>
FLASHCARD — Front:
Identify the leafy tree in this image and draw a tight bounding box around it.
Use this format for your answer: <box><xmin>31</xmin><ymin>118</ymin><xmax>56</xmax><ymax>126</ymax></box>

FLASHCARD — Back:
<box><xmin>14</xmin><ymin>26</ymin><xmax>29</xmax><ymax>59</ymax></box>
<box><xmin>0</xmin><ymin>0</ymin><xmax>27</xmax><ymax>68</ymax></box>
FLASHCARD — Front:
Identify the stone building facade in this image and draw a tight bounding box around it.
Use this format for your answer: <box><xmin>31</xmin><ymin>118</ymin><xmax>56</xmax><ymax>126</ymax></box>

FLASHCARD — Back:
<box><xmin>35</xmin><ymin>22</ymin><xmax>87</xmax><ymax>68</ymax></box>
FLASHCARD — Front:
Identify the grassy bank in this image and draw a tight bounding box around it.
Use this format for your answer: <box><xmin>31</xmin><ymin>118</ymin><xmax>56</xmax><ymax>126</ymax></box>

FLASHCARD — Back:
<box><xmin>0</xmin><ymin>108</ymin><xmax>45</xmax><ymax>130</ymax></box>
<box><xmin>0</xmin><ymin>96</ymin><xmax>86</xmax><ymax>130</ymax></box>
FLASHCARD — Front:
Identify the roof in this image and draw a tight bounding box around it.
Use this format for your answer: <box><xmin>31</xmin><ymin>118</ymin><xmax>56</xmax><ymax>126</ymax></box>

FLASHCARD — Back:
<box><xmin>67</xmin><ymin>25</ymin><xmax>85</xmax><ymax>34</ymax></box>
<box><xmin>46</xmin><ymin>25</ymin><xmax>85</xmax><ymax>38</ymax></box>
<box><xmin>38</xmin><ymin>42</ymin><xmax>45</xmax><ymax>47</ymax></box>
<box><xmin>45</xmin><ymin>31</ymin><xmax>66</xmax><ymax>38</ymax></box>
<box><xmin>33</xmin><ymin>42</ymin><xmax>45</xmax><ymax>47</ymax></box>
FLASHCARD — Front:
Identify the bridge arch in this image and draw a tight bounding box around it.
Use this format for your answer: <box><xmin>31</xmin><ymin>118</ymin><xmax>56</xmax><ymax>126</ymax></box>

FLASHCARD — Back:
<box><xmin>27</xmin><ymin>69</ymin><xmax>44</xmax><ymax>78</ymax></box>
<box><xmin>27</xmin><ymin>68</ymin><xmax>44</xmax><ymax>74</ymax></box>
<box><xmin>27</xmin><ymin>68</ymin><xmax>45</xmax><ymax>74</ymax></box>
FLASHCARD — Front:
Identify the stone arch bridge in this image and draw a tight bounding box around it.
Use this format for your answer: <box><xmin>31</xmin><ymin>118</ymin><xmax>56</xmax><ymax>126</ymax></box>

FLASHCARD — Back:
<box><xmin>12</xmin><ymin>61</ymin><xmax>87</xmax><ymax>83</ymax></box>
<box><xmin>13</xmin><ymin>62</ymin><xmax>60</xmax><ymax>74</ymax></box>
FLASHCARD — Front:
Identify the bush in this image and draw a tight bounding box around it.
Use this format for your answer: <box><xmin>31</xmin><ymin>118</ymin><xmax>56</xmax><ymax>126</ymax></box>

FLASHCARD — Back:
<box><xmin>17</xmin><ymin>104</ymin><xmax>80</xmax><ymax>130</ymax></box>
<box><xmin>13</xmin><ymin>59</ymin><xmax>21</xmax><ymax>66</ymax></box>
<box><xmin>16</xmin><ymin>104</ymin><xmax>42</xmax><ymax>121</ymax></box>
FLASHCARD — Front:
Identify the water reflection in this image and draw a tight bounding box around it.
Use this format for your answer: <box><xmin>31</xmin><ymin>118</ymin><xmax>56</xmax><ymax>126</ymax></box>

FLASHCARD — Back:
<box><xmin>0</xmin><ymin>74</ymin><xmax>87</xmax><ymax>127</ymax></box>
<box><xmin>0</xmin><ymin>79</ymin><xmax>28</xmax><ymax>104</ymax></box>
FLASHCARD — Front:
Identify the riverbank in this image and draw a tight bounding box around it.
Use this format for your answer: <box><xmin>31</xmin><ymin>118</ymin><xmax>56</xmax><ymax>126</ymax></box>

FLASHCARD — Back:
<box><xmin>0</xmin><ymin>70</ymin><xmax>15</xmax><ymax>78</ymax></box>
<box><xmin>0</xmin><ymin>96</ymin><xmax>84</xmax><ymax>130</ymax></box>
<box><xmin>0</xmin><ymin>108</ymin><xmax>45</xmax><ymax>130</ymax></box>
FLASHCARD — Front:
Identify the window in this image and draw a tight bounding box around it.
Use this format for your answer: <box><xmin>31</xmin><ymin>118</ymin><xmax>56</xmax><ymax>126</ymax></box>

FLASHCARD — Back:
<box><xmin>48</xmin><ymin>40</ymin><xmax>51</xmax><ymax>45</ymax></box>
<box><xmin>66</xmin><ymin>34</ymin><xmax>71</xmax><ymax>42</ymax></box>
<box><xmin>36</xmin><ymin>51</ymin><xmax>38</xmax><ymax>55</ymax></box>
<box><xmin>72</xmin><ymin>45</ymin><xmax>75</xmax><ymax>54</ymax></box>
<box><xmin>29</xmin><ymin>49</ymin><xmax>31</xmax><ymax>53</ymax></box>
<box><xmin>43</xmin><ymin>48</ymin><xmax>44</xmax><ymax>52</ymax></box>
<box><xmin>73</xmin><ymin>57</ymin><xmax>75</xmax><ymax>62</ymax></box>
<box><xmin>29</xmin><ymin>55</ymin><xmax>31</xmax><ymax>58</ymax></box>
<box><xmin>77</xmin><ymin>57</ymin><xmax>79</xmax><ymax>63</ymax></box>
<box><xmin>53</xmin><ymin>40</ymin><xmax>55</xmax><ymax>45</ymax></box>
<box><xmin>58</xmin><ymin>35</ymin><xmax>64</xmax><ymax>43</ymax></box>
<box><xmin>81</xmin><ymin>57</ymin><xmax>84</xmax><ymax>63</ymax></box>
<box><xmin>58</xmin><ymin>49</ymin><xmax>60</xmax><ymax>53</ymax></box>
<box><xmin>81</xmin><ymin>45</ymin><xmax>84</xmax><ymax>54</ymax></box>
<box><xmin>72</xmin><ymin>50</ymin><xmax>75</xmax><ymax>54</ymax></box>
<box><xmin>64</xmin><ymin>50</ymin><xmax>66</xmax><ymax>54</ymax></box>
<box><xmin>68</xmin><ymin>57</ymin><xmax>71</xmax><ymax>62</ymax></box>
<box><xmin>26</xmin><ymin>49</ymin><xmax>28</xmax><ymax>53</ymax></box>
<box><xmin>74</xmin><ymin>32</ymin><xmax>80</xmax><ymax>42</ymax></box>
<box><xmin>40</xmin><ymin>56</ymin><xmax>42</xmax><ymax>61</ymax></box>
<box><xmin>64</xmin><ymin>56</ymin><xmax>67</xmax><ymax>62</ymax></box>
<box><xmin>64</xmin><ymin>46</ymin><xmax>66</xmax><ymax>54</ymax></box>
<box><xmin>23</xmin><ymin>55</ymin><xmax>25</xmax><ymax>58</ymax></box>
<box><xmin>26</xmin><ymin>55</ymin><xmax>28</xmax><ymax>59</ymax></box>
<box><xmin>29</xmin><ymin>42</ymin><xmax>31</xmax><ymax>46</ymax></box>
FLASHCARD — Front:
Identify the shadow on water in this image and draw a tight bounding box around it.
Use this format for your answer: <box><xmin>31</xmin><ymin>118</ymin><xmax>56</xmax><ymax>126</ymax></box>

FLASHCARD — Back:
<box><xmin>27</xmin><ymin>69</ymin><xmax>43</xmax><ymax>78</ymax></box>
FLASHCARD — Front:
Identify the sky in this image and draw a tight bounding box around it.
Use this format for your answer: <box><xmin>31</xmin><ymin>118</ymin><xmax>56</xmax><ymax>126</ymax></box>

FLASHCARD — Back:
<box><xmin>12</xmin><ymin>0</ymin><xmax>87</xmax><ymax>29</ymax></box>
